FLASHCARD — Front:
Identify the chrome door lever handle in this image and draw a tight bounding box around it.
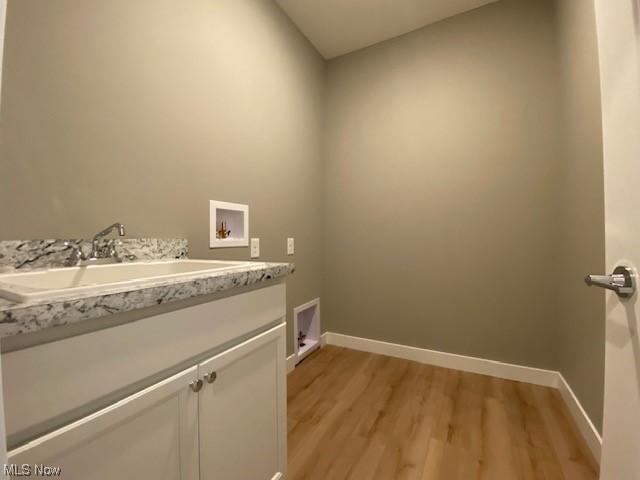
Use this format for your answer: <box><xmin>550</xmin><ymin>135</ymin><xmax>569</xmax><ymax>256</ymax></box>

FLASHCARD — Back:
<box><xmin>585</xmin><ymin>265</ymin><xmax>636</xmax><ymax>298</ymax></box>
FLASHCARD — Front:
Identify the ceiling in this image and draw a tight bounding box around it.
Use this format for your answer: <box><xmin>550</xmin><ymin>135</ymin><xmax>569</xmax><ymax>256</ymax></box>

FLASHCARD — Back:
<box><xmin>276</xmin><ymin>0</ymin><xmax>500</xmax><ymax>59</ymax></box>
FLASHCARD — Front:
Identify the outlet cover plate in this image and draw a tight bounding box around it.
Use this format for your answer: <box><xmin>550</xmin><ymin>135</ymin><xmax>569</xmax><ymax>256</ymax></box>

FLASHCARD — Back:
<box><xmin>251</xmin><ymin>238</ymin><xmax>260</xmax><ymax>258</ymax></box>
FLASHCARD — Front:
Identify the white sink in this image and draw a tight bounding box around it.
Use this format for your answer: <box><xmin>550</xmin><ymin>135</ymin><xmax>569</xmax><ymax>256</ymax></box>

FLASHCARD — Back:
<box><xmin>0</xmin><ymin>259</ymin><xmax>259</xmax><ymax>303</ymax></box>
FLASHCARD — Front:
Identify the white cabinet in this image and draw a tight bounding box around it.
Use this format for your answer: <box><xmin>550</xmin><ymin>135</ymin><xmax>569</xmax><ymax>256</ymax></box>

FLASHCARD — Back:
<box><xmin>3</xmin><ymin>284</ymin><xmax>286</xmax><ymax>443</ymax></box>
<box><xmin>198</xmin><ymin>324</ymin><xmax>287</xmax><ymax>480</ymax></box>
<box><xmin>6</xmin><ymin>323</ymin><xmax>287</xmax><ymax>480</ymax></box>
<box><xmin>8</xmin><ymin>366</ymin><xmax>200</xmax><ymax>480</ymax></box>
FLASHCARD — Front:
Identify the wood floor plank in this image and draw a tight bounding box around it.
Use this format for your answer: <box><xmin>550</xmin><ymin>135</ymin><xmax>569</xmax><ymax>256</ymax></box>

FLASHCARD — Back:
<box><xmin>421</xmin><ymin>438</ymin><xmax>481</xmax><ymax>480</ymax></box>
<box><xmin>288</xmin><ymin>346</ymin><xmax>598</xmax><ymax>480</ymax></box>
<box><xmin>530</xmin><ymin>385</ymin><xmax>599</xmax><ymax>480</ymax></box>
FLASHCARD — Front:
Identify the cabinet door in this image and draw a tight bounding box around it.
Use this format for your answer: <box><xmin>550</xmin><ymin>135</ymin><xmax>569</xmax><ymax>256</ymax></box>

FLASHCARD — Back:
<box><xmin>198</xmin><ymin>323</ymin><xmax>286</xmax><ymax>480</ymax></box>
<box><xmin>8</xmin><ymin>366</ymin><xmax>200</xmax><ymax>480</ymax></box>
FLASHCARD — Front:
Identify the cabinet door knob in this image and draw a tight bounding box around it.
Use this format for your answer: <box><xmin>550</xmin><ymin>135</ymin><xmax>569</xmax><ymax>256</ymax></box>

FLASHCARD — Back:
<box><xmin>189</xmin><ymin>379</ymin><xmax>203</xmax><ymax>392</ymax></box>
<box><xmin>204</xmin><ymin>371</ymin><xmax>217</xmax><ymax>384</ymax></box>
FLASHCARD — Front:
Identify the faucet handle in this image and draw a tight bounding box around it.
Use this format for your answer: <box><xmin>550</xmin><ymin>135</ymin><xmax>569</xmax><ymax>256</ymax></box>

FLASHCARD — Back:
<box><xmin>63</xmin><ymin>241</ymin><xmax>85</xmax><ymax>267</ymax></box>
<box><xmin>105</xmin><ymin>239</ymin><xmax>124</xmax><ymax>262</ymax></box>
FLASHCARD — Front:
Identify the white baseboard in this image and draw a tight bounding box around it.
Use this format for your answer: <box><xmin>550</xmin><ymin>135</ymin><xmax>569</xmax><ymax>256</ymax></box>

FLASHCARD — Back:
<box><xmin>286</xmin><ymin>354</ymin><xmax>296</xmax><ymax>374</ymax></box>
<box><xmin>324</xmin><ymin>332</ymin><xmax>558</xmax><ymax>386</ymax></box>
<box><xmin>556</xmin><ymin>373</ymin><xmax>602</xmax><ymax>461</ymax></box>
<box><xmin>322</xmin><ymin>331</ymin><xmax>601</xmax><ymax>462</ymax></box>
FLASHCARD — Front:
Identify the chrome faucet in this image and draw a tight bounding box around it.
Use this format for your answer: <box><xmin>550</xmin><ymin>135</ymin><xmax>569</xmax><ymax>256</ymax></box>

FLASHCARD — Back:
<box><xmin>64</xmin><ymin>223</ymin><xmax>126</xmax><ymax>267</ymax></box>
<box><xmin>90</xmin><ymin>223</ymin><xmax>126</xmax><ymax>260</ymax></box>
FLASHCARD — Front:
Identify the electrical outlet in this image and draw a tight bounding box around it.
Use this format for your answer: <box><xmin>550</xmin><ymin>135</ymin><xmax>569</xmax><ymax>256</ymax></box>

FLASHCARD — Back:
<box><xmin>250</xmin><ymin>238</ymin><xmax>260</xmax><ymax>258</ymax></box>
<box><xmin>287</xmin><ymin>237</ymin><xmax>294</xmax><ymax>255</ymax></box>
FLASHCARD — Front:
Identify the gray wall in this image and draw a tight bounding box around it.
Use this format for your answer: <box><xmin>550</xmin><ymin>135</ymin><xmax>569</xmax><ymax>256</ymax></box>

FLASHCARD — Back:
<box><xmin>324</xmin><ymin>0</ymin><xmax>563</xmax><ymax>370</ymax></box>
<box><xmin>323</xmin><ymin>0</ymin><xmax>605</xmax><ymax>432</ymax></box>
<box><xmin>0</xmin><ymin>0</ymin><xmax>325</xmax><ymax>356</ymax></box>
<box><xmin>0</xmin><ymin>0</ymin><xmax>605</xmax><ymax>432</ymax></box>
<box><xmin>554</xmin><ymin>0</ymin><xmax>605</xmax><ymax>432</ymax></box>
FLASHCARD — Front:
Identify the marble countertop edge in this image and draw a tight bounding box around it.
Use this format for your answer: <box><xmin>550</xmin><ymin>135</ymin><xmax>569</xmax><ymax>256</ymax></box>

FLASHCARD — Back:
<box><xmin>0</xmin><ymin>262</ymin><xmax>294</xmax><ymax>338</ymax></box>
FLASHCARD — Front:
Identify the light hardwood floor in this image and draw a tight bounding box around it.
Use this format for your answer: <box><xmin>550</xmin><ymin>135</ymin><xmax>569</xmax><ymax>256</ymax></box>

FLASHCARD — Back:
<box><xmin>287</xmin><ymin>346</ymin><xmax>598</xmax><ymax>480</ymax></box>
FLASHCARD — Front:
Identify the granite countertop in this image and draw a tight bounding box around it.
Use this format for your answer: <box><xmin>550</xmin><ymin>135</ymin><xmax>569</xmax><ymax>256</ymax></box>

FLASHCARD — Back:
<box><xmin>0</xmin><ymin>239</ymin><xmax>293</xmax><ymax>338</ymax></box>
<box><xmin>0</xmin><ymin>261</ymin><xmax>293</xmax><ymax>338</ymax></box>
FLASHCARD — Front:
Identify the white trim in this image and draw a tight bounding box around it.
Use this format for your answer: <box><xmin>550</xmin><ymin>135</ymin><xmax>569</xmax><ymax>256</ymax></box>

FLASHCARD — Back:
<box><xmin>556</xmin><ymin>373</ymin><xmax>602</xmax><ymax>462</ymax></box>
<box><xmin>286</xmin><ymin>354</ymin><xmax>296</xmax><ymax>374</ymax></box>
<box><xmin>322</xmin><ymin>331</ymin><xmax>602</xmax><ymax>462</ymax></box>
<box><xmin>324</xmin><ymin>332</ymin><xmax>558</xmax><ymax>386</ymax></box>
<box><xmin>292</xmin><ymin>298</ymin><xmax>321</xmax><ymax>364</ymax></box>
<box><xmin>209</xmin><ymin>200</ymin><xmax>249</xmax><ymax>248</ymax></box>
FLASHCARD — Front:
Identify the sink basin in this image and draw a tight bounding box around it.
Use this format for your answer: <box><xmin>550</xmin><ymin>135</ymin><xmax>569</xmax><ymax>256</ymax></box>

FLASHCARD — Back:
<box><xmin>0</xmin><ymin>260</ymin><xmax>259</xmax><ymax>303</ymax></box>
